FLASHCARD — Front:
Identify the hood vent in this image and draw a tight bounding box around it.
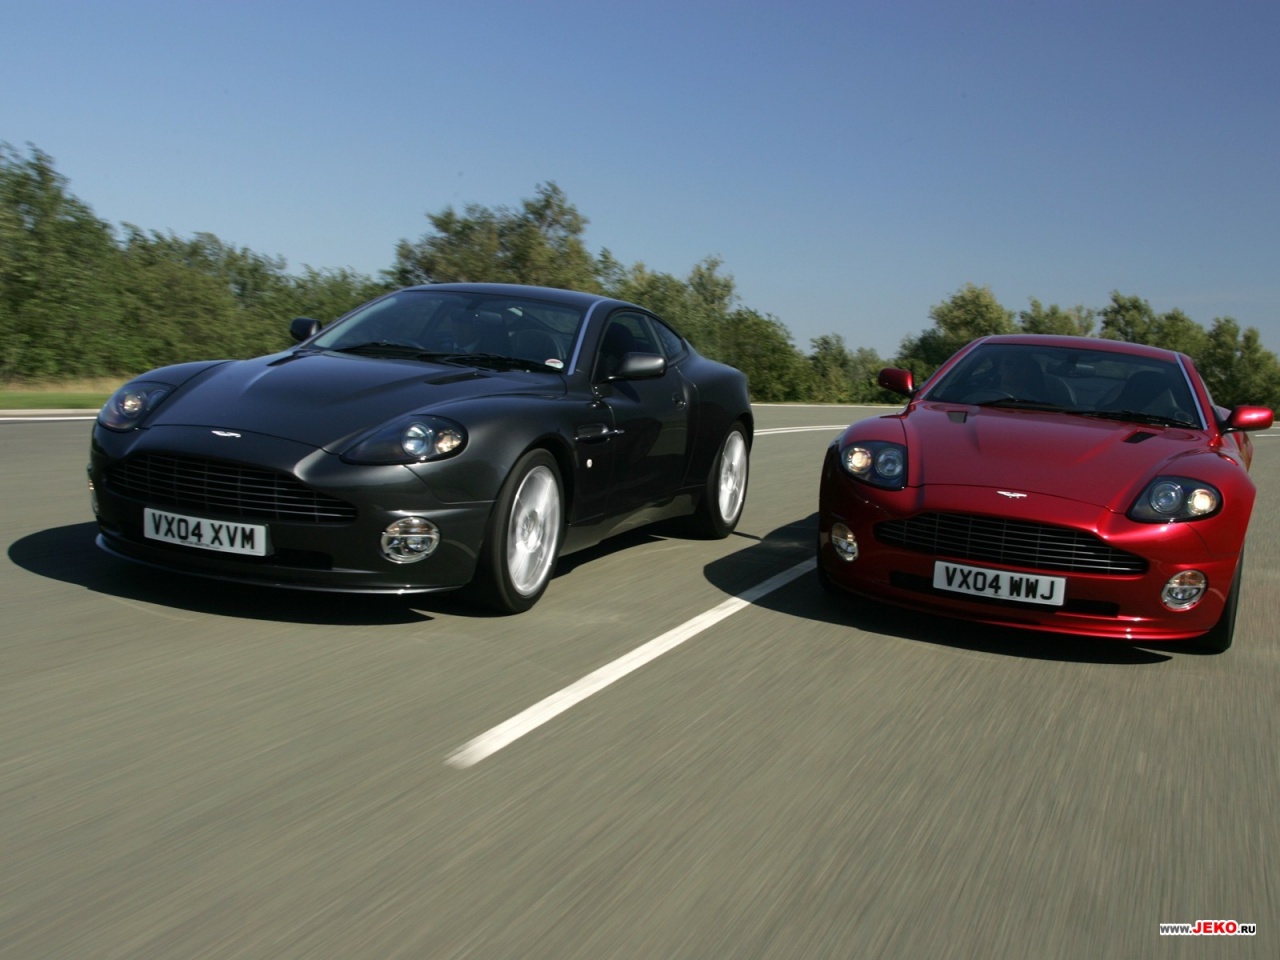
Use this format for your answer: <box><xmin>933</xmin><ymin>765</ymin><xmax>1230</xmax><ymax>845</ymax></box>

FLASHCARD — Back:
<box><xmin>1124</xmin><ymin>431</ymin><xmax>1157</xmax><ymax>444</ymax></box>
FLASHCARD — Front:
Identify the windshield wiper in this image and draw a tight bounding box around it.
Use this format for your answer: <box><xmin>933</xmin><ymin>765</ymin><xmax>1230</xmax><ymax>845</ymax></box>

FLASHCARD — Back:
<box><xmin>1081</xmin><ymin>410</ymin><xmax>1197</xmax><ymax>428</ymax></box>
<box><xmin>432</xmin><ymin>352</ymin><xmax>556</xmax><ymax>372</ymax></box>
<box><xmin>330</xmin><ymin>340</ymin><xmax>425</xmax><ymax>356</ymax></box>
<box><xmin>973</xmin><ymin>397</ymin><xmax>1071</xmax><ymax>412</ymax></box>
<box><xmin>329</xmin><ymin>344</ymin><xmax>556</xmax><ymax>372</ymax></box>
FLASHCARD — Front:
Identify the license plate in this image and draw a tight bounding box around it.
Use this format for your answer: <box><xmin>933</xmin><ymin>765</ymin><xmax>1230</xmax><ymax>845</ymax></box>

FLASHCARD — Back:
<box><xmin>933</xmin><ymin>561</ymin><xmax>1065</xmax><ymax>606</ymax></box>
<box><xmin>144</xmin><ymin>508</ymin><xmax>269</xmax><ymax>556</ymax></box>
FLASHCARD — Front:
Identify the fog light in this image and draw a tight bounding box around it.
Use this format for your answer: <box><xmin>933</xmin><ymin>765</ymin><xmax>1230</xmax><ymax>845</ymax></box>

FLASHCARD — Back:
<box><xmin>380</xmin><ymin>517</ymin><xmax>440</xmax><ymax>563</ymax></box>
<box><xmin>1161</xmin><ymin>570</ymin><xmax>1207</xmax><ymax>610</ymax></box>
<box><xmin>831</xmin><ymin>523</ymin><xmax>858</xmax><ymax>562</ymax></box>
<box><xmin>86</xmin><ymin>472</ymin><xmax>98</xmax><ymax>515</ymax></box>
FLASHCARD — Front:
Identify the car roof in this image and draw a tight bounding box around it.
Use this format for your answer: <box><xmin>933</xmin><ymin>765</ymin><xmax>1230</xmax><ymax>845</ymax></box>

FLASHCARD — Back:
<box><xmin>974</xmin><ymin>334</ymin><xmax>1186</xmax><ymax>363</ymax></box>
<box><xmin>404</xmin><ymin>282</ymin><xmax>622</xmax><ymax>311</ymax></box>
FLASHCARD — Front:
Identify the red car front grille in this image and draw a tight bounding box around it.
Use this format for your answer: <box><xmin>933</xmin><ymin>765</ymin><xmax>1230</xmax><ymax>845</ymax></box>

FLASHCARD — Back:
<box><xmin>877</xmin><ymin>512</ymin><xmax>1147</xmax><ymax>575</ymax></box>
<box><xmin>108</xmin><ymin>454</ymin><xmax>357</xmax><ymax>523</ymax></box>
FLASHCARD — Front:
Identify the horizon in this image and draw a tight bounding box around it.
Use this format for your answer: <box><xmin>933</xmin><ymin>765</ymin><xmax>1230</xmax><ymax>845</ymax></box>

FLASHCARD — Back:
<box><xmin>4</xmin><ymin>0</ymin><xmax>1277</xmax><ymax>358</ymax></box>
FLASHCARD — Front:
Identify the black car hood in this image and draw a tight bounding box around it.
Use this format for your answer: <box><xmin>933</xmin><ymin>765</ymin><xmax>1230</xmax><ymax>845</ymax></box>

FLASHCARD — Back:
<box><xmin>147</xmin><ymin>351</ymin><xmax>566</xmax><ymax>449</ymax></box>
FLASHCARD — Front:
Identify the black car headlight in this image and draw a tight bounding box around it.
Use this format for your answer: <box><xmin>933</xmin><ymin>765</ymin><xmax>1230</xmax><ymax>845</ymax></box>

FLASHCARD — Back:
<box><xmin>1129</xmin><ymin>476</ymin><xmax>1222</xmax><ymax>522</ymax></box>
<box><xmin>839</xmin><ymin>440</ymin><xmax>907</xmax><ymax>490</ymax></box>
<box><xmin>342</xmin><ymin>416</ymin><xmax>467</xmax><ymax>465</ymax></box>
<box><xmin>98</xmin><ymin>381</ymin><xmax>174</xmax><ymax>431</ymax></box>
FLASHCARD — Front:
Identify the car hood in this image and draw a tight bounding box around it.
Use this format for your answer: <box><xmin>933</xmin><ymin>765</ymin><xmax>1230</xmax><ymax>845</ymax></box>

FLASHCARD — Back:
<box><xmin>904</xmin><ymin>403</ymin><xmax>1209</xmax><ymax>509</ymax></box>
<box><xmin>147</xmin><ymin>351</ymin><xmax>566</xmax><ymax>449</ymax></box>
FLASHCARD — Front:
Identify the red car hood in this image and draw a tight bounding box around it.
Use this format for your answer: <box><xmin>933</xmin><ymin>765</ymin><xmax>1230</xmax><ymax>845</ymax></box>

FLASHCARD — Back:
<box><xmin>905</xmin><ymin>403</ymin><xmax>1209</xmax><ymax>509</ymax></box>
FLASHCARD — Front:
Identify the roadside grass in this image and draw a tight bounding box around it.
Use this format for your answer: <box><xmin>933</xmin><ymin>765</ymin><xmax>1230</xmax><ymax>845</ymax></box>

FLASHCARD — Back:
<box><xmin>0</xmin><ymin>378</ymin><xmax>121</xmax><ymax>410</ymax></box>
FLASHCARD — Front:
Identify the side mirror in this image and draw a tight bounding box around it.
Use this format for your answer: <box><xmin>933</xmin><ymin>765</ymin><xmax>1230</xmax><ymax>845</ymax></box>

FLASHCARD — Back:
<box><xmin>609</xmin><ymin>353</ymin><xmax>667</xmax><ymax>381</ymax></box>
<box><xmin>1222</xmin><ymin>405</ymin><xmax>1274</xmax><ymax>432</ymax></box>
<box><xmin>290</xmin><ymin>317</ymin><xmax>322</xmax><ymax>343</ymax></box>
<box><xmin>878</xmin><ymin>367</ymin><xmax>915</xmax><ymax>397</ymax></box>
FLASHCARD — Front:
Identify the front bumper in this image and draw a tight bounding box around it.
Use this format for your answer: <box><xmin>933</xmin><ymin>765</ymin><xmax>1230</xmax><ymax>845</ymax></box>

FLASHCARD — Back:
<box><xmin>816</xmin><ymin>450</ymin><xmax>1240</xmax><ymax>641</ymax></box>
<box><xmin>89</xmin><ymin>425</ymin><xmax>494</xmax><ymax>594</ymax></box>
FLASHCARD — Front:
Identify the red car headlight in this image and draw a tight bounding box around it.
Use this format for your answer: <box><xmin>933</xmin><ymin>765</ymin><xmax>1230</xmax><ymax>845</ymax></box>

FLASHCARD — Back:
<box><xmin>1129</xmin><ymin>476</ymin><xmax>1222</xmax><ymax>522</ymax></box>
<box><xmin>840</xmin><ymin>441</ymin><xmax>907</xmax><ymax>490</ymax></box>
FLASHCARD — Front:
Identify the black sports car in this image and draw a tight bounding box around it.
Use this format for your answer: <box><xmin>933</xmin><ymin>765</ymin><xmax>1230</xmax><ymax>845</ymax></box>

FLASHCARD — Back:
<box><xmin>88</xmin><ymin>283</ymin><xmax>752</xmax><ymax>612</ymax></box>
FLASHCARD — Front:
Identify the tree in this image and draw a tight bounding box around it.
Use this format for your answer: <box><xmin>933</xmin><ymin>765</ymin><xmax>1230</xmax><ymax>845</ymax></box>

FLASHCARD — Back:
<box><xmin>116</xmin><ymin>227</ymin><xmax>244</xmax><ymax>367</ymax></box>
<box><xmin>285</xmin><ymin>266</ymin><xmax>393</xmax><ymax>325</ymax></box>
<box><xmin>1149</xmin><ymin>308</ymin><xmax>1208</xmax><ymax>357</ymax></box>
<box><xmin>808</xmin><ymin>333</ymin><xmax>856</xmax><ymax>403</ymax></box>
<box><xmin>1099</xmin><ymin>292</ymin><xmax>1157</xmax><ymax>344</ymax></box>
<box><xmin>0</xmin><ymin>143</ymin><xmax>125</xmax><ymax>379</ymax></box>
<box><xmin>391</xmin><ymin>182</ymin><xmax>600</xmax><ymax>292</ymax></box>
<box><xmin>717</xmin><ymin>308</ymin><xmax>811</xmax><ymax>402</ymax></box>
<box><xmin>895</xmin><ymin>284</ymin><xmax>1015</xmax><ymax>381</ymax></box>
<box><xmin>1019</xmin><ymin>299</ymin><xmax>1095</xmax><ymax>336</ymax></box>
<box><xmin>1197</xmin><ymin>318</ymin><xmax>1280</xmax><ymax>409</ymax></box>
<box><xmin>604</xmin><ymin>257</ymin><xmax>809</xmax><ymax>401</ymax></box>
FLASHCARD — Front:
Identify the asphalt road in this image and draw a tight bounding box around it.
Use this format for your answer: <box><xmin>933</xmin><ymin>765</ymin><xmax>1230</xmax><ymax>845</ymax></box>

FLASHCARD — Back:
<box><xmin>3</xmin><ymin>408</ymin><xmax>1278</xmax><ymax>959</ymax></box>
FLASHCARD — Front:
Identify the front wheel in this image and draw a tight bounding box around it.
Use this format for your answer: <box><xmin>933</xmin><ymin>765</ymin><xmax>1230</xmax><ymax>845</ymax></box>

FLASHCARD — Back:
<box><xmin>472</xmin><ymin>449</ymin><xmax>564</xmax><ymax>614</ymax></box>
<box><xmin>690</xmin><ymin>423</ymin><xmax>749</xmax><ymax>539</ymax></box>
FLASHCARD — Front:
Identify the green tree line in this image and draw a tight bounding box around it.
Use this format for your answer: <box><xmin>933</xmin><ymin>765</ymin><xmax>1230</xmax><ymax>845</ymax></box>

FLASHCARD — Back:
<box><xmin>3</xmin><ymin>143</ymin><xmax>1278</xmax><ymax>408</ymax></box>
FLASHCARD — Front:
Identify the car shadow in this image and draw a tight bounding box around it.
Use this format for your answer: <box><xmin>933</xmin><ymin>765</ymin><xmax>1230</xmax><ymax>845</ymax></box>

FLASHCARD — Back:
<box><xmin>703</xmin><ymin>514</ymin><xmax>1175</xmax><ymax>665</ymax></box>
<box><xmin>11</xmin><ymin>519</ymin><xmax>1185</xmax><ymax>661</ymax></box>
<box><xmin>7</xmin><ymin>523</ymin><xmax>434</xmax><ymax>625</ymax></box>
<box><xmin>433</xmin><ymin>522</ymin><xmax>703</xmax><ymax>618</ymax></box>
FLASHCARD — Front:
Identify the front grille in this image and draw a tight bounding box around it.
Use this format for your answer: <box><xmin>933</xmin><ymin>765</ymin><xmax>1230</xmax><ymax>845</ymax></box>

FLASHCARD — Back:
<box><xmin>877</xmin><ymin>512</ymin><xmax>1147</xmax><ymax>575</ymax></box>
<box><xmin>108</xmin><ymin>454</ymin><xmax>356</xmax><ymax>522</ymax></box>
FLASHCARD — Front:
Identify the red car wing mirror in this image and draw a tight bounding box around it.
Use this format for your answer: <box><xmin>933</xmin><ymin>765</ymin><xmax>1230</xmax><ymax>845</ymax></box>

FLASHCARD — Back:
<box><xmin>878</xmin><ymin>367</ymin><xmax>915</xmax><ymax>398</ymax></box>
<box><xmin>1223</xmin><ymin>405</ymin><xmax>1274</xmax><ymax>432</ymax></box>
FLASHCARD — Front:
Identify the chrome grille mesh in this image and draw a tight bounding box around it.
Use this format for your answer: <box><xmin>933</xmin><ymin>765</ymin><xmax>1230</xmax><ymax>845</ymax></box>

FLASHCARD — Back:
<box><xmin>108</xmin><ymin>454</ymin><xmax>356</xmax><ymax>522</ymax></box>
<box><xmin>877</xmin><ymin>512</ymin><xmax>1146</xmax><ymax>574</ymax></box>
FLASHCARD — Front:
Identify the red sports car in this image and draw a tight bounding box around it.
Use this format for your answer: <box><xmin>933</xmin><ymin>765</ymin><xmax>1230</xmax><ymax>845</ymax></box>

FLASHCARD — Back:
<box><xmin>817</xmin><ymin>335</ymin><xmax>1273</xmax><ymax>651</ymax></box>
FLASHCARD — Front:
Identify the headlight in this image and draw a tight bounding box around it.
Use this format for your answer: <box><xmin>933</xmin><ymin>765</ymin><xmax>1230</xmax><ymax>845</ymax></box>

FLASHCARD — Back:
<box><xmin>342</xmin><ymin>416</ymin><xmax>467</xmax><ymax>464</ymax></box>
<box><xmin>98</xmin><ymin>381</ymin><xmax>173</xmax><ymax>431</ymax></box>
<box><xmin>840</xmin><ymin>440</ymin><xmax>908</xmax><ymax>490</ymax></box>
<box><xmin>1129</xmin><ymin>476</ymin><xmax>1222</xmax><ymax>522</ymax></box>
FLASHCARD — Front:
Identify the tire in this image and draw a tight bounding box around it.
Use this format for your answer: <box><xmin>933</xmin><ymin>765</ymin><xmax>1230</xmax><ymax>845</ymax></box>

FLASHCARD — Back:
<box><xmin>690</xmin><ymin>423</ymin><xmax>749</xmax><ymax>539</ymax></box>
<box><xmin>473</xmin><ymin>449</ymin><xmax>564</xmax><ymax>614</ymax></box>
<box><xmin>1193</xmin><ymin>551</ymin><xmax>1243</xmax><ymax>654</ymax></box>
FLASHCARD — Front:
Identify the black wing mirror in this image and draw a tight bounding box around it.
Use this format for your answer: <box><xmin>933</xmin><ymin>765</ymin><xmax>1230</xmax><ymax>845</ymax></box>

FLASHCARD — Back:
<box><xmin>609</xmin><ymin>353</ymin><xmax>667</xmax><ymax>381</ymax></box>
<box><xmin>290</xmin><ymin>317</ymin><xmax>322</xmax><ymax>343</ymax></box>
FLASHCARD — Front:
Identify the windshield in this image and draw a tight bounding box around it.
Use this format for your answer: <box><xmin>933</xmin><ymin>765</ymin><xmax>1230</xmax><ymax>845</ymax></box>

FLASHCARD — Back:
<box><xmin>310</xmin><ymin>290</ymin><xmax>584</xmax><ymax>370</ymax></box>
<box><xmin>926</xmin><ymin>343</ymin><xmax>1203</xmax><ymax>427</ymax></box>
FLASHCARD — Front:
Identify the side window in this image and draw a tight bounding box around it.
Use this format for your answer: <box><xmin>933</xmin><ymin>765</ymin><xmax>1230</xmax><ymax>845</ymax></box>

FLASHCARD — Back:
<box><xmin>650</xmin><ymin>317</ymin><xmax>687</xmax><ymax>361</ymax></box>
<box><xmin>594</xmin><ymin>311</ymin><xmax>658</xmax><ymax>380</ymax></box>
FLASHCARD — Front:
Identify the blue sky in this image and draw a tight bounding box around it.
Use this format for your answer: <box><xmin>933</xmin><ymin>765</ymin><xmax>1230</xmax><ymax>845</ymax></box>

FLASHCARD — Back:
<box><xmin>4</xmin><ymin>0</ymin><xmax>1278</xmax><ymax>358</ymax></box>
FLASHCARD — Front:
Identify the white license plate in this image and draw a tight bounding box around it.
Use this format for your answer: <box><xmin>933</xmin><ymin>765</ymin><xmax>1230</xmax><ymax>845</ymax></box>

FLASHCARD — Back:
<box><xmin>933</xmin><ymin>561</ymin><xmax>1065</xmax><ymax>606</ymax></box>
<box><xmin>144</xmin><ymin>508</ymin><xmax>269</xmax><ymax>556</ymax></box>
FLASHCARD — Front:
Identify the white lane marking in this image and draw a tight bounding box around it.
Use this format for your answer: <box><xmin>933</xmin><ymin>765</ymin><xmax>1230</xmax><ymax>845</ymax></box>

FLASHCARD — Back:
<box><xmin>755</xmin><ymin>425</ymin><xmax>849</xmax><ymax>436</ymax></box>
<box><xmin>0</xmin><ymin>415</ymin><xmax>98</xmax><ymax>423</ymax></box>
<box><xmin>446</xmin><ymin>557</ymin><xmax>817</xmax><ymax>769</ymax></box>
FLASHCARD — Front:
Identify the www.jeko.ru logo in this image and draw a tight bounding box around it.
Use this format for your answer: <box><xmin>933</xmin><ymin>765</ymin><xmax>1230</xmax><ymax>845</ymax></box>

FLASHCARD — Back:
<box><xmin>1159</xmin><ymin>920</ymin><xmax>1256</xmax><ymax>936</ymax></box>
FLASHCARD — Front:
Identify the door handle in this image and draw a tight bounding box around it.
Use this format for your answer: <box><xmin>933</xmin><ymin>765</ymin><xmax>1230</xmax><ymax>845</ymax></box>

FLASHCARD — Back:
<box><xmin>575</xmin><ymin>422</ymin><xmax>625</xmax><ymax>441</ymax></box>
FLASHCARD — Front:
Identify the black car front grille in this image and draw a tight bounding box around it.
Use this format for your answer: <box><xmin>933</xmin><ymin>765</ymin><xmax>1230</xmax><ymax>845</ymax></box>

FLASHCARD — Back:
<box><xmin>108</xmin><ymin>454</ymin><xmax>357</xmax><ymax>523</ymax></box>
<box><xmin>877</xmin><ymin>512</ymin><xmax>1147</xmax><ymax>575</ymax></box>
